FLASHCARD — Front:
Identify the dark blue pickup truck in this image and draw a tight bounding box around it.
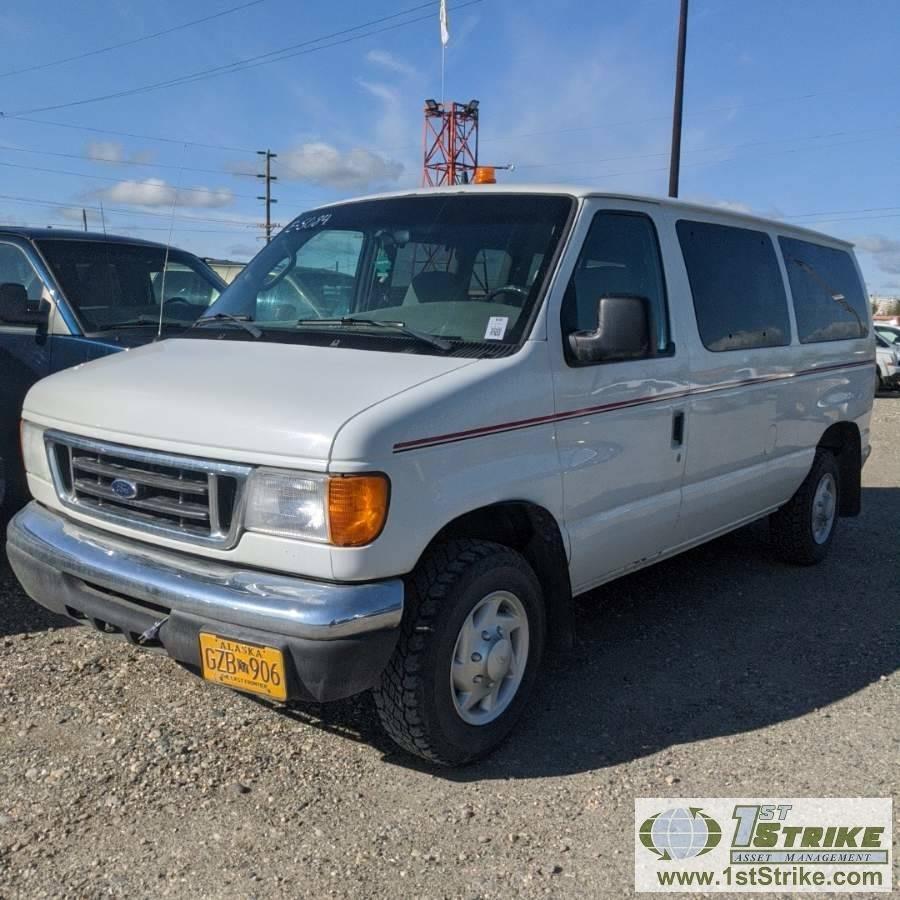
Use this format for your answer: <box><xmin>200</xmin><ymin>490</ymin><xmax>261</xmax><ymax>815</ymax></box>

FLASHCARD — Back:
<box><xmin>0</xmin><ymin>227</ymin><xmax>225</xmax><ymax>509</ymax></box>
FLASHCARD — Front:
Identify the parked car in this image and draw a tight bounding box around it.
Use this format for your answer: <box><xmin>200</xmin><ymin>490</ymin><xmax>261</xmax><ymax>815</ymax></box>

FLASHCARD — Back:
<box><xmin>875</xmin><ymin>322</ymin><xmax>900</xmax><ymax>345</ymax></box>
<box><xmin>7</xmin><ymin>188</ymin><xmax>874</xmax><ymax>764</ymax></box>
<box><xmin>875</xmin><ymin>333</ymin><xmax>900</xmax><ymax>392</ymax></box>
<box><xmin>0</xmin><ymin>228</ymin><xmax>225</xmax><ymax>508</ymax></box>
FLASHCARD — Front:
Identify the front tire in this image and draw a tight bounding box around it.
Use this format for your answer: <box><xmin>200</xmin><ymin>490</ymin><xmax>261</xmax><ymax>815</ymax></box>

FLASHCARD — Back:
<box><xmin>373</xmin><ymin>539</ymin><xmax>546</xmax><ymax>766</ymax></box>
<box><xmin>769</xmin><ymin>449</ymin><xmax>840</xmax><ymax>565</ymax></box>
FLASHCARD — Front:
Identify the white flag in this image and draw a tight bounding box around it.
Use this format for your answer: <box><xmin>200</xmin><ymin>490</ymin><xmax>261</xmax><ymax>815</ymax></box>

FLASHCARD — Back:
<box><xmin>440</xmin><ymin>0</ymin><xmax>449</xmax><ymax>46</ymax></box>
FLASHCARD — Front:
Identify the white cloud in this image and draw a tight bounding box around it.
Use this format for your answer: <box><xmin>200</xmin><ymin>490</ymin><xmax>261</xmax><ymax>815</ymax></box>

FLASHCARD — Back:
<box><xmin>365</xmin><ymin>49</ymin><xmax>417</xmax><ymax>78</ymax></box>
<box><xmin>279</xmin><ymin>142</ymin><xmax>403</xmax><ymax>189</ymax></box>
<box><xmin>97</xmin><ymin>177</ymin><xmax>234</xmax><ymax>209</ymax></box>
<box><xmin>854</xmin><ymin>236</ymin><xmax>900</xmax><ymax>275</ymax></box>
<box><xmin>681</xmin><ymin>196</ymin><xmax>758</xmax><ymax>216</ymax></box>
<box><xmin>358</xmin><ymin>80</ymin><xmax>400</xmax><ymax>105</ymax></box>
<box><xmin>85</xmin><ymin>141</ymin><xmax>125</xmax><ymax>163</ymax></box>
<box><xmin>85</xmin><ymin>141</ymin><xmax>155</xmax><ymax>165</ymax></box>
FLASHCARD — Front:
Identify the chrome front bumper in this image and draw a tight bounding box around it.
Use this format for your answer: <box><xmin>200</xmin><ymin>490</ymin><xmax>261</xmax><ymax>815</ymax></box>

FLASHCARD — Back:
<box><xmin>6</xmin><ymin>502</ymin><xmax>404</xmax><ymax>701</ymax></box>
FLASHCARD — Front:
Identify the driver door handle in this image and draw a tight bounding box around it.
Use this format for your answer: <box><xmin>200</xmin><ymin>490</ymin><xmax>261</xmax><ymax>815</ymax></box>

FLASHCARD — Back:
<box><xmin>671</xmin><ymin>410</ymin><xmax>685</xmax><ymax>446</ymax></box>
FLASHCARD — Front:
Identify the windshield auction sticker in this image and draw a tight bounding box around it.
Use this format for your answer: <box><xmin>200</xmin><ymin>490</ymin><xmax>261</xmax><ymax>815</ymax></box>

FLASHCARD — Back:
<box><xmin>634</xmin><ymin>798</ymin><xmax>892</xmax><ymax>892</ymax></box>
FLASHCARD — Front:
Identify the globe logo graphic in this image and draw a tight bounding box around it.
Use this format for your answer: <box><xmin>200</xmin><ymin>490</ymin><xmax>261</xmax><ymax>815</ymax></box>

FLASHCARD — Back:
<box><xmin>639</xmin><ymin>807</ymin><xmax>722</xmax><ymax>861</ymax></box>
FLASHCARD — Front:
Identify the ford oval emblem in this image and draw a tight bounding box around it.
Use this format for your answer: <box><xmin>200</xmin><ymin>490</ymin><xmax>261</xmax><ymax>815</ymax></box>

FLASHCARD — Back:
<box><xmin>110</xmin><ymin>478</ymin><xmax>139</xmax><ymax>500</ymax></box>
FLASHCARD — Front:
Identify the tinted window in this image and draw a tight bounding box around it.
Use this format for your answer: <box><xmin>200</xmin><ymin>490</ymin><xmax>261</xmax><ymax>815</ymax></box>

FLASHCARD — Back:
<box><xmin>677</xmin><ymin>220</ymin><xmax>790</xmax><ymax>351</ymax></box>
<box><xmin>0</xmin><ymin>243</ymin><xmax>43</xmax><ymax>303</ymax></box>
<box><xmin>561</xmin><ymin>211</ymin><xmax>669</xmax><ymax>355</ymax></box>
<box><xmin>779</xmin><ymin>237</ymin><xmax>868</xmax><ymax>342</ymax></box>
<box><xmin>0</xmin><ymin>242</ymin><xmax>44</xmax><ymax>327</ymax></box>
<box><xmin>37</xmin><ymin>240</ymin><xmax>221</xmax><ymax>330</ymax></box>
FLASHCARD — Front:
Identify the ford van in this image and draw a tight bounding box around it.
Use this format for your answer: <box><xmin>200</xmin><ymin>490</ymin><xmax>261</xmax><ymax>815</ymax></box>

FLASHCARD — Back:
<box><xmin>0</xmin><ymin>228</ymin><xmax>224</xmax><ymax>508</ymax></box>
<box><xmin>6</xmin><ymin>188</ymin><xmax>874</xmax><ymax>764</ymax></box>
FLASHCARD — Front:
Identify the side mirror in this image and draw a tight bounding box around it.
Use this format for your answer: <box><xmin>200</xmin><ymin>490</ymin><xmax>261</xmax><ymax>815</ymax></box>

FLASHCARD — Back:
<box><xmin>567</xmin><ymin>294</ymin><xmax>651</xmax><ymax>364</ymax></box>
<box><xmin>0</xmin><ymin>283</ymin><xmax>49</xmax><ymax>326</ymax></box>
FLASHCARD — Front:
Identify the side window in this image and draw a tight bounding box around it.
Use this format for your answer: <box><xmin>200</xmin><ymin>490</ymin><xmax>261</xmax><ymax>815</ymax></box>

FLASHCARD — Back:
<box><xmin>0</xmin><ymin>243</ymin><xmax>44</xmax><ymax>325</ymax></box>
<box><xmin>677</xmin><ymin>220</ymin><xmax>791</xmax><ymax>352</ymax></box>
<box><xmin>561</xmin><ymin>211</ymin><xmax>670</xmax><ymax>355</ymax></box>
<box><xmin>778</xmin><ymin>237</ymin><xmax>868</xmax><ymax>342</ymax></box>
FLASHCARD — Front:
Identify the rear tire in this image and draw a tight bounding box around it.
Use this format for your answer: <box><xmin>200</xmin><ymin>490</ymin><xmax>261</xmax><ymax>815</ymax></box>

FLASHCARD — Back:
<box><xmin>769</xmin><ymin>450</ymin><xmax>840</xmax><ymax>565</ymax></box>
<box><xmin>373</xmin><ymin>539</ymin><xmax>545</xmax><ymax>766</ymax></box>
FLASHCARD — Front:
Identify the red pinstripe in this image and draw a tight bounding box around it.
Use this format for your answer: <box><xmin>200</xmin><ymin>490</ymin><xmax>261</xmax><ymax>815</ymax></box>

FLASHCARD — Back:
<box><xmin>392</xmin><ymin>359</ymin><xmax>873</xmax><ymax>453</ymax></box>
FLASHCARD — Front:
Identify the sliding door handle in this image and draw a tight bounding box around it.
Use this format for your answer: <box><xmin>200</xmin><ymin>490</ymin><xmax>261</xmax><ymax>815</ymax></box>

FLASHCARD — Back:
<box><xmin>671</xmin><ymin>410</ymin><xmax>685</xmax><ymax>446</ymax></box>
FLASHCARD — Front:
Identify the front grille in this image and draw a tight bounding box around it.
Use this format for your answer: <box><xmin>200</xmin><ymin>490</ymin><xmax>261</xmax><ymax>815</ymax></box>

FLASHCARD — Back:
<box><xmin>45</xmin><ymin>431</ymin><xmax>252</xmax><ymax>548</ymax></box>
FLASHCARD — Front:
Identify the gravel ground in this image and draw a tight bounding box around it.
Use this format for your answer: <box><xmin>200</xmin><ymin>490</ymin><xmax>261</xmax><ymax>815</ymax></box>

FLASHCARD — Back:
<box><xmin>0</xmin><ymin>399</ymin><xmax>897</xmax><ymax>899</ymax></box>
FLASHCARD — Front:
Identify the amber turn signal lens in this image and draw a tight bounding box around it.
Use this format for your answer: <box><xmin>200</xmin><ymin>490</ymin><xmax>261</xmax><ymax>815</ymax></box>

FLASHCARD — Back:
<box><xmin>328</xmin><ymin>475</ymin><xmax>390</xmax><ymax>547</ymax></box>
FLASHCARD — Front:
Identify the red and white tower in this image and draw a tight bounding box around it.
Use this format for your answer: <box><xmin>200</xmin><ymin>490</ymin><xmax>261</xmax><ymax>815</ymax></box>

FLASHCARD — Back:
<box><xmin>422</xmin><ymin>99</ymin><xmax>479</xmax><ymax>186</ymax></box>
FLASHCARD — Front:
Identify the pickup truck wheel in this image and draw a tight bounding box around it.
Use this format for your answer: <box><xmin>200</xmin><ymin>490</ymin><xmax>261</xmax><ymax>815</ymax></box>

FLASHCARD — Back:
<box><xmin>373</xmin><ymin>539</ymin><xmax>545</xmax><ymax>766</ymax></box>
<box><xmin>769</xmin><ymin>450</ymin><xmax>839</xmax><ymax>565</ymax></box>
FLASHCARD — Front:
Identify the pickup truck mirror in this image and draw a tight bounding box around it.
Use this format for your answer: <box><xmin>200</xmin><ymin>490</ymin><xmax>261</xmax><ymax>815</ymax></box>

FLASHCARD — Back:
<box><xmin>567</xmin><ymin>294</ymin><xmax>651</xmax><ymax>364</ymax></box>
<box><xmin>0</xmin><ymin>282</ymin><xmax>49</xmax><ymax>327</ymax></box>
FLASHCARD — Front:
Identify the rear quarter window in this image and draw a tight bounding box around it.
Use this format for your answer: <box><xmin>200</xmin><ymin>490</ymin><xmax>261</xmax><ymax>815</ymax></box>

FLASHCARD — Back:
<box><xmin>778</xmin><ymin>237</ymin><xmax>868</xmax><ymax>342</ymax></box>
<box><xmin>677</xmin><ymin>220</ymin><xmax>791</xmax><ymax>352</ymax></box>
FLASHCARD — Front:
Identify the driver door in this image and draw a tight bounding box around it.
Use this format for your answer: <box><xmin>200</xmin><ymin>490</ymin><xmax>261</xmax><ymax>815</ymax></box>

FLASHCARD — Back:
<box><xmin>549</xmin><ymin>203</ymin><xmax>690</xmax><ymax>593</ymax></box>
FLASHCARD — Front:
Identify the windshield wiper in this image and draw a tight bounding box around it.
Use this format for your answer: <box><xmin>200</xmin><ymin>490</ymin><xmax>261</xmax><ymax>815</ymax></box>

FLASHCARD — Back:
<box><xmin>188</xmin><ymin>312</ymin><xmax>262</xmax><ymax>339</ymax></box>
<box><xmin>293</xmin><ymin>317</ymin><xmax>452</xmax><ymax>352</ymax></box>
<box><xmin>94</xmin><ymin>315</ymin><xmax>170</xmax><ymax>331</ymax></box>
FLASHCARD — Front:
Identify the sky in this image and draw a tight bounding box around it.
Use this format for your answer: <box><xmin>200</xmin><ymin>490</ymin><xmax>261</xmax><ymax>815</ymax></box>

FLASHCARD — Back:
<box><xmin>1</xmin><ymin>0</ymin><xmax>899</xmax><ymax>293</ymax></box>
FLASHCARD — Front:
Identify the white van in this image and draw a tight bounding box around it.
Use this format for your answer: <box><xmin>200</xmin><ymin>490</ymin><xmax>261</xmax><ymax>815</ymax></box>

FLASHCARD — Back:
<box><xmin>7</xmin><ymin>187</ymin><xmax>875</xmax><ymax>765</ymax></box>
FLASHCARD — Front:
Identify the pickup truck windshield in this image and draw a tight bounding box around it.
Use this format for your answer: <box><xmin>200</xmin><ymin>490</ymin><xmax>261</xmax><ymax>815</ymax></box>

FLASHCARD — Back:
<box><xmin>195</xmin><ymin>194</ymin><xmax>573</xmax><ymax>354</ymax></box>
<box><xmin>36</xmin><ymin>239</ymin><xmax>223</xmax><ymax>332</ymax></box>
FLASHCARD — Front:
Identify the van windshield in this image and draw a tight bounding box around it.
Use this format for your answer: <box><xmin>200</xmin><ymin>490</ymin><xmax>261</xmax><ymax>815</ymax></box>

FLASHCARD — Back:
<box><xmin>37</xmin><ymin>239</ymin><xmax>223</xmax><ymax>332</ymax></box>
<box><xmin>193</xmin><ymin>194</ymin><xmax>573</xmax><ymax>354</ymax></box>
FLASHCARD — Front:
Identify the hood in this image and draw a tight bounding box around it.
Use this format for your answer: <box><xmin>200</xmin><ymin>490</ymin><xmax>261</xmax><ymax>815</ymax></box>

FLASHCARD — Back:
<box><xmin>24</xmin><ymin>338</ymin><xmax>475</xmax><ymax>466</ymax></box>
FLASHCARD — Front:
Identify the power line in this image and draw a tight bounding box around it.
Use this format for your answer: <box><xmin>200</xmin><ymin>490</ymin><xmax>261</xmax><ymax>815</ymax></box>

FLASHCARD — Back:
<box><xmin>476</xmin><ymin>88</ymin><xmax>873</xmax><ymax>151</ymax></box>
<box><xmin>3</xmin><ymin>0</ymin><xmax>481</xmax><ymax>117</ymax></box>
<box><xmin>511</xmin><ymin>126</ymin><xmax>896</xmax><ymax>171</ymax></box>
<box><xmin>0</xmin><ymin>0</ymin><xmax>269</xmax><ymax>79</ymax></box>
<box><xmin>3</xmin><ymin>115</ymin><xmax>259</xmax><ymax>154</ymax></box>
<box><xmin>9</xmin><ymin>219</ymin><xmax>267</xmax><ymax>237</ymax></box>
<box><xmin>789</xmin><ymin>205</ymin><xmax>900</xmax><ymax>220</ymax></box>
<box><xmin>0</xmin><ymin>159</ymin><xmax>260</xmax><ymax>201</ymax></box>
<box><xmin>0</xmin><ymin>145</ymin><xmax>319</xmax><ymax>209</ymax></box>
<box><xmin>0</xmin><ymin>192</ymin><xmax>261</xmax><ymax>227</ymax></box>
<box><xmin>555</xmin><ymin>132</ymin><xmax>896</xmax><ymax>184</ymax></box>
<box><xmin>0</xmin><ymin>142</ymin><xmax>252</xmax><ymax>177</ymax></box>
<box><xmin>788</xmin><ymin>213</ymin><xmax>900</xmax><ymax>227</ymax></box>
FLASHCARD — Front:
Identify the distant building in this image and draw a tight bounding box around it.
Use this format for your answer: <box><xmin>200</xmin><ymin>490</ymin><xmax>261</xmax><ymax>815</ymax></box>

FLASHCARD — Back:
<box><xmin>204</xmin><ymin>258</ymin><xmax>246</xmax><ymax>284</ymax></box>
<box><xmin>872</xmin><ymin>294</ymin><xmax>900</xmax><ymax>324</ymax></box>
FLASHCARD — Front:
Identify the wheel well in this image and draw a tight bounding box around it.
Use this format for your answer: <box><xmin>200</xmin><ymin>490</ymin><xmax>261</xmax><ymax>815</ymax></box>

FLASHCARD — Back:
<box><xmin>818</xmin><ymin>422</ymin><xmax>861</xmax><ymax>516</ymax></box>
<box><xmin>426</xmin><ymin>502</ymin><xmax>575</xmax><ymax>651</ymax></box>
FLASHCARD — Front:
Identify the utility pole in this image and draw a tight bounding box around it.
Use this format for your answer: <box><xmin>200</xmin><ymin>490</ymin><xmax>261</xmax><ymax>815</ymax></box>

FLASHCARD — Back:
<box><xmin>667</xmin><ymin>0</ymin><xmax>689</xmax><ymax>198</ymax></box>
<box><xmin>82</xmin><ymin>208</ymin><xmax>88</xmax><ymax>232</ymax></box>
<box><xmin>256</xmin><ymin>149</ymin><xmax>278</xmax><ymax>243</ymax></box>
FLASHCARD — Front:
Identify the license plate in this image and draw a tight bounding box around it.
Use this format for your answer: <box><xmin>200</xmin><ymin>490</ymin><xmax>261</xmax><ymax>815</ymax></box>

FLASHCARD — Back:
<box><xmin>199</xmin><ymin>633</ymin><xmax>287</xmax><ymax>702</ymax></box>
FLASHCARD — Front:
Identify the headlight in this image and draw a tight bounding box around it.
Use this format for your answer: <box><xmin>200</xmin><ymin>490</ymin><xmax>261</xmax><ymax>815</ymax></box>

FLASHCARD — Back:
<box><xmin>244</xmin><ymin>468</ymin><xmax>389</xmax><ymax>546</ymax></box>
<box><xmin>20</xmin><ymin>420</ymin><xmax>50</xmax><ymax>479</ymax></box>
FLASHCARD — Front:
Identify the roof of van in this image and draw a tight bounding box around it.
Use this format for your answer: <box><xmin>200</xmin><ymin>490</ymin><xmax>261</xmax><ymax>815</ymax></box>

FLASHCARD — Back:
<box><xmin>0</xmin><ymin>226</ymin><xmax>178</xmax><ymax>249</ymax></box>
<box><xmin>309</xmin><ymin>185</ymin><xmax>853</xmax><ymax>248</ymax></box>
